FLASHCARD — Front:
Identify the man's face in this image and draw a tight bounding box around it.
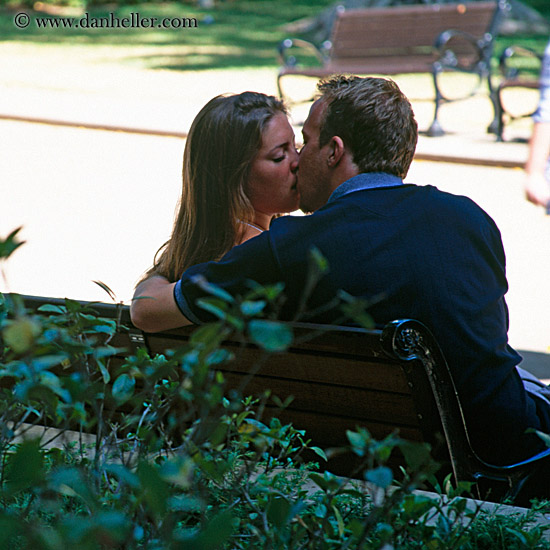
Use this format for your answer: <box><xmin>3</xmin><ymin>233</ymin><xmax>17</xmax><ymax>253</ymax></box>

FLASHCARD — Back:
<box><xmin>297</xmin><ymin>100</ymin><xmax>333</xmax><ymax>213</ymax></box>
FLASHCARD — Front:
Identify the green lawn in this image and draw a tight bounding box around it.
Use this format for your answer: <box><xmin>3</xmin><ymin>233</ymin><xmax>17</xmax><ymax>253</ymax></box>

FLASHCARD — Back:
<box><xmin>0</xmin><ymin>1</ymin><xmax>335</xmax><ymax>70</ymax></box>
<box><xmin>0</xmin><ymin>0</ymin><xmax>548</xmax><ymax>72</ymax></box>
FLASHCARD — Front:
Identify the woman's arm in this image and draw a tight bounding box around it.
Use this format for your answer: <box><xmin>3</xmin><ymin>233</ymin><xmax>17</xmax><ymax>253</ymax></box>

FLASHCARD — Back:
<box><xmin>130</xmin><ymin>275</ymin><xmax>191</xmax><ymax>333</ymax></box>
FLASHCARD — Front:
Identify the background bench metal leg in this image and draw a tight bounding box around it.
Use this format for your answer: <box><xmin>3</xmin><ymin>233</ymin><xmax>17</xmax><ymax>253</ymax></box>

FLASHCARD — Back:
<box><xmin>427</xmin><ymin>66</ymin><xmax>445</xmax><ymax>137</ymax></box>
<box><xmin>494</xmin><ymin>86</ymin><xmax>505</xmax><ymax>142</ymax></box>
<box><xmin>486</xmin><ymin>73</ymin><xmax>500</xmax><ymax>137</ymax></box>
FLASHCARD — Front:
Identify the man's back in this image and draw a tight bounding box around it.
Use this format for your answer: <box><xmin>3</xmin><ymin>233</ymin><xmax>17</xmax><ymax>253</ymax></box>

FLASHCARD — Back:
<box><xmin>178</xmin><ymin>177</ymin><xmax>550</xmax><ymax>466</ymax></box>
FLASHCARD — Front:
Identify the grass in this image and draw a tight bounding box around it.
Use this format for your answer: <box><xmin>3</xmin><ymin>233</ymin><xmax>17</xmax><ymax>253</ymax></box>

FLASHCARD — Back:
<box><xmin>1</xmin><ymin>0</ymin><xmax>548</xmax><ymax>73</ymax></box>
<box><xmin>0</xmin><ymin>1</ymin><xmax>335</xmax><ymax>71</ymax></box>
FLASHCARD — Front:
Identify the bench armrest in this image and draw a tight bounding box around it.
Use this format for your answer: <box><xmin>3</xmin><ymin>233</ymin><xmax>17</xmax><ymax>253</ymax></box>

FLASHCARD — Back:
<box><xmin>499</xmin><ymin>44</ymin><xmax>542</xmax><ymax>79</ymax></box>
<box><xmin>277</xmin><ymin>37</ymin><xmax>330</xmax><ymax>68</ymax></box>
<box><xmin>434</xmin><ymin>29</ymin><xmax>487</xmax><ymax>71</ymax></box>
<box><xmin>490</xmin><ymin>446</ymin><xmax>550</xmax><ymax>471</ymax></box>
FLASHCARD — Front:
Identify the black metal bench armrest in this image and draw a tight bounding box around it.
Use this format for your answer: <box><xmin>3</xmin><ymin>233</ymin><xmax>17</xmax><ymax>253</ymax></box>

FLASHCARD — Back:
<box><xmin>382</xmin><ymin>318</ymin><xmax>550</xmax><ymax>501</ymax></box>
<box><xmin>433</xmin><ymin>29</ymin><xmax>487</xmax><ymax>70</ymax></box>
<box><xmin>499</xmin><ymin>45</ymin><xmax>542</xmax><ymax>79</ymax></box>
<box><xmin>487</xmin><ymin>446</ymin><xmax>550</xmax><ymax>471</ymax></box>
<box><xmin>277</xmin><ymin>37</ymin><xmax>330</xmax><ymax>68</ymax></box>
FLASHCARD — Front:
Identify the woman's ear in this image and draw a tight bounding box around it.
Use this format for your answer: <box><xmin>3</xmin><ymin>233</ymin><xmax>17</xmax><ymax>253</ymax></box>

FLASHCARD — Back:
<box><xmin>326</xmin><ymin>136</ymin><xmax>346</xmax><ymax>168</ymax></box>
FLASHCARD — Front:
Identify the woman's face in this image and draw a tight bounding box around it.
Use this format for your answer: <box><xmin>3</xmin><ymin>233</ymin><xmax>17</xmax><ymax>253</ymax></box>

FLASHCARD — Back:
<box><xmin>246</xmin><ymin>112</ymin><xmax>300</xmax><ymax>215</ymax></box>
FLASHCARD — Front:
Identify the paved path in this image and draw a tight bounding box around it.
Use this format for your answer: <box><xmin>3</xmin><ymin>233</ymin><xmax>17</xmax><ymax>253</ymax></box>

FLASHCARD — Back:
<box><xmin>1</xmin><ymin>42</ymin><xmax>548</xmax><ymax>376</ymax></box>
<box><xmin>0</xmin><ymin>42</ymin><xmax>536</xmax><ymax>163</ymax></box>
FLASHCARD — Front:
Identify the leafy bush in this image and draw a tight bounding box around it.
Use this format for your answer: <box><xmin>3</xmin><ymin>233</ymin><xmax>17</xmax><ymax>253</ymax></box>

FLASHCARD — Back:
<box><xmin>1</xmin><ymin>227</ymin><xmax>549</xmax><ymax>549</ymax></box>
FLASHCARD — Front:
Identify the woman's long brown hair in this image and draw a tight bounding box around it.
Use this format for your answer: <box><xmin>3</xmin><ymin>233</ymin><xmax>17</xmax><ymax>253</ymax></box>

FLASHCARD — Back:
<box><xmin>141</xmin><ymin>92</ymin><xmax>287</xmax><ymax>283</ymax></box>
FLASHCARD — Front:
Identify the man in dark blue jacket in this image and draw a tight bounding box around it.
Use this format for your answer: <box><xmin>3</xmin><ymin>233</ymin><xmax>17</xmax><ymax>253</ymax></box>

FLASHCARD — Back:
<box><xmin>132</xmin><ymin>75</ymin><xmax>550</xmax><ymax>474</ymax></box>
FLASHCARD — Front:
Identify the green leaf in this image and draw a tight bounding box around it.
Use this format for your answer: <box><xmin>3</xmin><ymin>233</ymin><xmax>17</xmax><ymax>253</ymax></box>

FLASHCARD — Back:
<box><xmin>38</xmin><ymin>370</ymin><xmax>71</xmax><ymax>402</ymax></box>
<box><xmin>112</xmin><ymin>373</ymin><xmax>135</xmax><ymax>404</ymax></box>
<box><xmin>332</xmin><ymin>505</ymin><xmax>345</xmax><ymax>537</ymax></box>
<box><xmin>347</xmin><ymin>428</ymin><xmax>371</xmax><ymax>456</ymax></box>
<box><xmin>365</xmin><ymin>466</ymin><xmax>393</xmax><ymax>488</ymax></box>
<box><xmin>3</xmin><ymin>318</ymin><xmax>41</xmax><ymax>354</ymax></box>
<box><xmin>310</xmin><ymin>446</ymin><xmax>328</xmax><ymax>461</ymax></box>
<box><xmin>248</xmin><ymin>320</ymin><xmax>293</xmax><ymax>352</ymax></box>
<box><xmin>205</xmin><ymin>349</ymin><xmax>232</xmax><ymax>366</ymax></box>
<box><xmin>309</xmin><ymin>246</ymin><xmax>330</xmax><ymax>275</ymax></box>
<box><xmin>505</xmin><ymin>526</ymin><xmax>529</xmax><ymax>546</ymax></box>
<box><xmin>0</xmin><ymin>514</ymin><xmax>24</xmax><ymax>545</ymax></box>
<box><xmin>6</xmin><ymin>439</ymin><xmax>45</xmax><ymax>494</ymax></box>
<box><xmin>30</xmin><ymin>354</ymin><xmax>68</xmax><ymax>371</ymax></box>
<box><xmin>37</xmin><ymin>304</ymin><xmax>66</xmax><ymax>314</ymax></box>
<box><xmin>190</xmin><ymin>321</ymin><xmax>227</xmax><ymax>347</ymax></box>
<box><xmin>177</xmin><ymin>509</ymin><xmax>234</xmax><ymax>549</ymax></box>
<box><xmin>529</xmin><ymin>428</ymin><xmax>550</xmax><ymax>448</ymax></box>
<box><xmin>92</xmin><ymin>280</ymin><xmax>117</xmax><ymax>302</ymax></box>
<box><xmin>338</xmin><ymin>291</ymin><xmax>375</xmax><ymax>329</ymax></box>
<box><xmin>190</xmin><ymin>275</ymin><xmax>235</xmax><ymax>303</ymax></box>
<box><xmin>399</xmin><ymin>440</ymin><xmax>433</xmax><ymax>471</ymax></box>
<box><xmin>93</xmin><ymin>346</ymin><xmax>120</xmax><ymax>359</ymax></box>
<box><xmin>403</xmin><ymin>494</ymin><xmax>437</xmax><ymax>519</ymax></box>
<box><xmin>49</xmin><ymin>467</ymin><xmax>97</xmax><ymax>511</ymax></box>
<box><xmin>137</xmin><ymin>461</ymin><xmax>168</xmax><ymax>519</ymax></box>
<box><xmin>92</xmin><ymin>324</ymin><xmax>116</xmax><ymax>335</ymax></box>
<box><xmin>267</xmin><ymin>496</ymin><xmax>291</xmax><ymax>528</ymax></box>
<box><xmin>0</xmin><ymin>227</ymin><xmax>25</xmax><ymax>260</ymax></box>
<box><xmin>97</xmin><ymin>358</ymin><xmax>110</xmax><ymax>384</ymax></box>
<box><xmin>436</xmin><ymin>514</ymin><xmax>452</xmax><ymax>538</ymax></box>
<box><xmin>240</xmin><ymin>300</ymin><xmax>267</xmax><ymax>317</ymax></box>
<box><xmin>249</xmin><ymin>281</ymin><xmax>285</xmax><ymax>301</ymax></box>
<box><xmin>103</xmin><ymin>464</ymin><xmax>140</xmax><ymax>489</ymax></box>
<box><xmin>160</xmin><ymin>457</ymin><xmax>194</xmax><ymax>489</ymax></box>
<box><xmin>196</xmin><ymin>297</ymin><xmax>229</xmax><ymax>320</ymax></box>
<box><xmin>208</xmin><ymin>421</ymin><xmax>229</xmax><ymax>447</ymax></box>
<box><xmin>91</xmin><ymin>511</ymin><xmax>130</xmax><ymax>543</ymax></box>
<box><xmin>308</xmin><ymin>471</ymin><xmax>342</xmax><ymax>492</ymax></box>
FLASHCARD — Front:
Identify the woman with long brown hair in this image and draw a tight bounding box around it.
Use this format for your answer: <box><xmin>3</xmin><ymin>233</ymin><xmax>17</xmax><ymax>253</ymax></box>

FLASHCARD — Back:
<box><xmin>132</xmin><ymin>91</ymin><xmax>299</xmax><ymax>330</ymax></box>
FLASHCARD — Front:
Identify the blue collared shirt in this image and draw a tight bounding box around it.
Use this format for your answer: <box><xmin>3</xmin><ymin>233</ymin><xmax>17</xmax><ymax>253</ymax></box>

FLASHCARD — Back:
<box><xmin>328</xmin><ymin>172</ymin><xmax>403</xmax><ymax>204</ymax></box>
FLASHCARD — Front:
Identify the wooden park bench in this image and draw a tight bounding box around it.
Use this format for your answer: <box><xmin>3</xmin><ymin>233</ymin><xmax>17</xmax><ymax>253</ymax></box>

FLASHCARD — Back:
<box><xmin>12</xmin><ymin>293</ymin><xmax>550</xmax><ymax>504</ymax></box>
<box><xmin>277</xmin><ymin>1</ymin><xmax>510</xmax><ymax>137</ymax></box>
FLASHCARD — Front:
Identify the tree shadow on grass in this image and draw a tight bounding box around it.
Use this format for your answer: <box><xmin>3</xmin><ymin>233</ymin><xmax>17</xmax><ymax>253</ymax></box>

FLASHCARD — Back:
<box><xmin>0</xmin><ymin>2</ymin><xmax>331</xmax><ymax>71</ymax></box>
<box><xmin>123</xmin><ymin>50</ymin><xmax>282</xmax><ymax>71</ymax></box>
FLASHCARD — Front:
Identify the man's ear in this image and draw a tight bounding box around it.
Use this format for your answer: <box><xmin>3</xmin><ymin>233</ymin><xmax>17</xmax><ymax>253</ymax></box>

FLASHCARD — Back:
<box><xmin>326</xmin><ymin>136</ymin><xmax>345</xmax><ymax>168</ymax></box>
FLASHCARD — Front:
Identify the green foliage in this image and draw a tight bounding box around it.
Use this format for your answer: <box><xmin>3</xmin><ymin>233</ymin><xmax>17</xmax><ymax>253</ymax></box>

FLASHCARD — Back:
<box><xmin>0</xmin><ymin>235</ymin><xmax>549</xmax><ymax>548</ymax></box>
<box><xmin>0</xmin><ymin>227</ymin><xmax>25</xmax><ymax>261</ymax></box>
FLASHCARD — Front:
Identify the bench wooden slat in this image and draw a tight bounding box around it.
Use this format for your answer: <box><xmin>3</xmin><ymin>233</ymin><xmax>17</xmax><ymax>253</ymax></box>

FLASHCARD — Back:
<box><xmin>146</xmin><ymin>336</ymin><xmax>410</xmax><ymax>393</ymax></box>
<box><xmin>220</xmin><ymin>371</ymin><xmax>418</xmax><ymax>425</ymax></box>
<box><xmin>214</xmin><ymin>352</ymin><xmax>411</xmax><ymax>394</ymax></box>
<box><xmin>331</xmin><ymin>5</ymin><xmax>494</xmax><ymax>56</ymax></box>
<box><xmin>262</xmin><ymin>406</ymin><xmax>423</xmax><ymax>445</ymax></box>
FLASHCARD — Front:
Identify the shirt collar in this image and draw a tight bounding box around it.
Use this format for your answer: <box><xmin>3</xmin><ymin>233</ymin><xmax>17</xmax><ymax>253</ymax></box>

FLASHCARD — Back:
<box><xmin>327</xmin><ymin>173</ymin><xmax>403</xmax><ymax>204</ymax></box>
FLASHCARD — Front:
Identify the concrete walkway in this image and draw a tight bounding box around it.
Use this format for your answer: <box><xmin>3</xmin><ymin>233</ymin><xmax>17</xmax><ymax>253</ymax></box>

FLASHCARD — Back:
<box><xmin>0</xmin><ymin>43</ymin><xmax>536</xmax><ymax>163</ymax></box>
<box><xmin>0</xmin><ymin>42</ymin><xmax>548</xmax><ymax>376</ymax></box>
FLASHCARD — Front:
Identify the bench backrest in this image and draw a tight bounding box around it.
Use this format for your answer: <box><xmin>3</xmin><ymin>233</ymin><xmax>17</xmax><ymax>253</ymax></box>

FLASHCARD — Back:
<box><xmin>13</xmin><ymin>294</ymin><xmax>550</xmax><ymax>502</ymax></box>
<box><xmin>145</xmin><ymin>320</ymin><xmax>448</xmax><ymax>475</ymax></box>
<box><xmin>327</xmin><ymin>2</ymin><xmax>499</xmax><ymax>73</ymax></box>
<box><xmin>12</xmin><ymin>295</ymin><xmax>456</xmax><ymax>476</ymax></box>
